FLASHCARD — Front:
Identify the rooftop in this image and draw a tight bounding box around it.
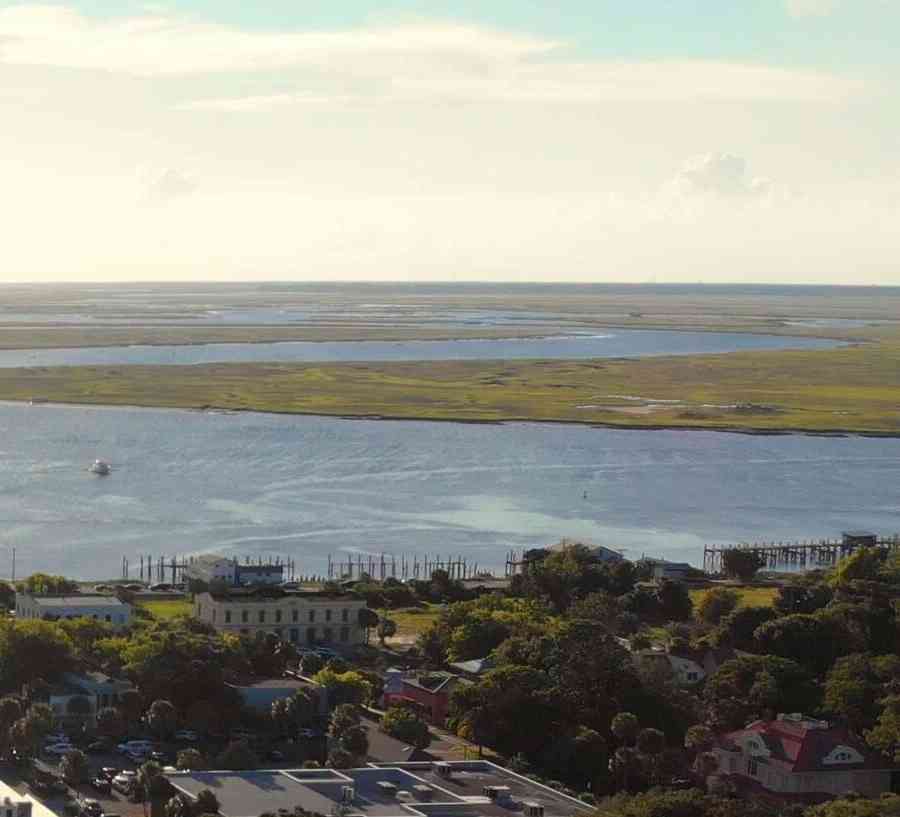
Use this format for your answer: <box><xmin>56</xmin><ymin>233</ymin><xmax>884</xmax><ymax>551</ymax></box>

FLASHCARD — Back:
<box><xmin>167</xmin><ymin>762</ymin><xmax>588</xmax><ymax>817</ymax></box>
<box><xmin>204</xmin><ymin>587</ymin><xmax>358</xmax><ymax>603</ymax></box>
<box><xmin>22</xmin><ymin>594</ymin><xmax>129</xmax><ymax>608</ymax></box>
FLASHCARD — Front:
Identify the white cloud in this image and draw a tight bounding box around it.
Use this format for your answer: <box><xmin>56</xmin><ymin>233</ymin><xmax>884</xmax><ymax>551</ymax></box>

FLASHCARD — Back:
<box><xmin>668</xmin><ymin>153</ymin><xmax>774</xmax><ymax>199</ymax></box>
<box><xmin>0</xmin><ymin>5</ymin><xmax>865</xmax><ymax>106</ymax></box>
<box><xmin>138</xmin><ymin>167</ymin><xmax>197</xmax><ymax>204</ymax></box>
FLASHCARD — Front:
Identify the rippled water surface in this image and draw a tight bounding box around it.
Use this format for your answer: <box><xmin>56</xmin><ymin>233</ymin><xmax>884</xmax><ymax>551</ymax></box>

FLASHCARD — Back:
<box><xmin>1</xmin><ymin>403</ymin><xmax>896</xmax><ymax>579</ymax></box>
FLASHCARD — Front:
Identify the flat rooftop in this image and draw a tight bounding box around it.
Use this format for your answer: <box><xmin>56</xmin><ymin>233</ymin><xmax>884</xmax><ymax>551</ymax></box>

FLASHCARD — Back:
<box><xmin>167</xmin><ymin>761</ymin><xmax>588</xmax><ymax>817</ymax></box>
<box><xmin>23</xmin><ymin>594</ymin><xmax>129</xmax><ymax>608</ymax></box>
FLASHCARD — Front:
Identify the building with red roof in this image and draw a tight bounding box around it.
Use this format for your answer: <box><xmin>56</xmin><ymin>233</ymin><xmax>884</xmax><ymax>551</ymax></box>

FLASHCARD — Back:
<box><xmin>713</xmin><ymin>713</ymin><xmax>896</xmax><ymax>801</ymax></box>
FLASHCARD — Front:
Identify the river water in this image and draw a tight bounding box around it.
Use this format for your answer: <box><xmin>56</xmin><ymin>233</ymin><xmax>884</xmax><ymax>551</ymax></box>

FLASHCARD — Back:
<box><xmin>0</xmin><ymin>329</ymin><xmax>839</xmax><ymax>367</ymax></box>
<box><xmin>1</xmin><ymin>403</ymin><xmax>897</xmax><ymax>580</ymax></box>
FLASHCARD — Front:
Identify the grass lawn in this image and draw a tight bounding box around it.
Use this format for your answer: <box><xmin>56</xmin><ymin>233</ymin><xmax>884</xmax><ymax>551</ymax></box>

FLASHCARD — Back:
<box><xmin>690</xmin><ymin>585</ymin><xmax>778</xmax><ymax>610</ymax></box>
<box><xmin>139</xmin><ymin>598</ymin><xmax>193</xmax><ymax>620</ymax></box>
<box><xmin>385</xmin><ymin>604</ymin><xmax>443</xmax><ymax>644</ymax></box>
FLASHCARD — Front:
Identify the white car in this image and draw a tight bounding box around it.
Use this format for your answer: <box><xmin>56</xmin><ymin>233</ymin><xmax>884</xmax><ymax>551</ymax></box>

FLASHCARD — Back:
<box><xmin>174</xmin><ymin>730</ymin><xmax>198</xmax><ymax>742</ymax></box>
<box><xmin>112</xmin><ymin>771</ymin><xmax>136</xmax><ymax>793</ymax></box>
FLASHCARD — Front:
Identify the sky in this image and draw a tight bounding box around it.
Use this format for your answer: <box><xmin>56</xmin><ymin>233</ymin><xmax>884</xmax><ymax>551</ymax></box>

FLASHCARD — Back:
<box><xmin>0</xmin><ymin>0</ymin><xmax>898</xmax><ymax>283</ymax></box>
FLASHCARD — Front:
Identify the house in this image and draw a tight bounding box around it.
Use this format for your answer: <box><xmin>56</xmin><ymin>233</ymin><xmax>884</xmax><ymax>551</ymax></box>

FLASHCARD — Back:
<box><xmin>236</xmin><ymin>563</ymin><xmax>284</xmax><ymax>586</ymax></box>
<box><xmin>644</xmin><ymin>559</ymin><xmax>694</xmax><ymax>582</ymax></box>
<box><xmin>184</xmin><ymin>555</ymin><xmax>238</xmax><ymax>587</ymax></box>
<box><xmin>165</xmin><ymin>761</ymin><xmax>590</xmax><ymax>817</ymax></box>
<box><xmin>625</xmin><ymin>641</ymin><xmax>733</xmax><ymax>687</ymax></box>
<box><xmin>228</xmin><ymin>677</ymin><xmax>327</xmax><ymax>715</ymax></box>
<box><xmin>194</xmin><ymin>586</ymin><xmax>367</xmax><ymax>646</ymax></box>
<box><xmin>549</xmin><ymin>539</ymin><xmax>624</xmax><ymax>564</ymax></box>
<box><xmin>449</xmin><ymin>657</ymin><xmax>496</xmax><ymax>680</ymax></box>
<box><xmin>184</xmin><ymin>556</ymin><xmax>285</xmax><ymax>588</ymax></box>
<box><xmin>382</xmin><ymin>669</ymin><xmax>460</xmax><ymax>726</ymax></box>
<box><xmin>37</xmin><ymin>672</ymin><xmax>134</xmax><ymax>727</ymax></box>
<box><xmin>713</xmin><ymin>713</ymin><xmax>895</xmax><ymax>800</ymax></box>
<box><xmin>15</xmin><ymin>593</ymin><xmax>132</xmax><ymax>630</ymax></box>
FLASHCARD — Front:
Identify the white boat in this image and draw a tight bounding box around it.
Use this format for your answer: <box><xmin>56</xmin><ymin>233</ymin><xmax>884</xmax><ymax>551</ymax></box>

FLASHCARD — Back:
<box><xmin>89</xmin><ymin>459</ymin><xmax>111</xmax><ymax>476</ymax></box>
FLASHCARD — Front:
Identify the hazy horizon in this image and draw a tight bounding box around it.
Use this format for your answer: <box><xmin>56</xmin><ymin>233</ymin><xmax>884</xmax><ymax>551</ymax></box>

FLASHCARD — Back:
<box><xmin>1</xmin><ymin>1</ymin><xmax>898</xmax><ymax>285</ymax></box>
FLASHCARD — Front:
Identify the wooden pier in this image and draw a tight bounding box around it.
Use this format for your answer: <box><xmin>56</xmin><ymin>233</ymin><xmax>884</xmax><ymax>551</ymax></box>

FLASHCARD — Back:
<box><xmin>326</xmin><ymin>552</ymin><xmax>486</xmax><ymax>581</ymax></box>
<box><xmin>703</xmin><ymin>532</ymin><xmax>900</xmax><ymax>575</ymax></box>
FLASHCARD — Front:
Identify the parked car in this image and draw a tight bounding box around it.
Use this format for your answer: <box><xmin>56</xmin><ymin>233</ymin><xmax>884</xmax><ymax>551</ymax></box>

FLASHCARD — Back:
<box><xmin>46</xmin><ymin>732</ymin><xmax>69</xmax><ymax>744</ymax></box>
<box><xmin>148</xmin><ymin>751</ymin><xmax>170</xmax><ymax>764</ymax></box>
<box><xmin>86</xmin><ymin>741</ymin><xmax>111</xmax><ymax>754</ymax></box>
<box><xmin>265</xmin><ymin>749</ymin><xmax>285</xmax><ymax>761</ymax></box>
<box><xmin>125</xmin><ymin>749</ymin><xmax>148</xmax><ymax>763</ymax></box>
<box><xmin>174</xmin><ymin>730</ymin><xmax>198</xmax><ymax>742</ymax></box>
<box><xmin>111</xmin><ymin>771</ymin><xmax>136</xmax><ymax>794</ymax></box>
<box><xmin>45</xmin><ymin>743</ymin><xmax>74</xmax><ymax>757</ymax></box>
<box><xmin>99</xmin><ymin>768</ymin><xmax>118</xmax><ymax>782</ymax></box>
<box><xmin>117</xmin><ymin>740</ymin><xmax>153</xmax><ymax>755</ymax></box>
<box><xmin>90</xmin><ymin>777</ymin><xmax>112</xmax><ymax>795</ymax></box>
<box><xmin>77</xmin><ymin>798</ymin><xmax>103</xmax><ymax>817</ymax></box>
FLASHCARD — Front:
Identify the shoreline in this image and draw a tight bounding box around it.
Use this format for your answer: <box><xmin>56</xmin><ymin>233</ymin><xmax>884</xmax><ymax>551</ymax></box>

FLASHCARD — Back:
<box><xmin>9</xmin><ymin>396</ymin><xmax>900</xmax><ymax>439</ymax></box>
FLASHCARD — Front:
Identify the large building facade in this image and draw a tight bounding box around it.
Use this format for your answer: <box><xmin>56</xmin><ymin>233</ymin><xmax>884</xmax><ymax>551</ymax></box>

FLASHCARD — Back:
<box><xmin>194</xmin><ymin>588</ymin><xmax>367</xmax><ymax>646</ymax></box>
<box><xmin>15</xmin><ymin>593</ymin><xmax>132</xmax><ymax>630</ymax></box>
<box><xmin>184</xmin><ymin>554</ymin><xmax>285</xmax><ymax>587</ymax></box>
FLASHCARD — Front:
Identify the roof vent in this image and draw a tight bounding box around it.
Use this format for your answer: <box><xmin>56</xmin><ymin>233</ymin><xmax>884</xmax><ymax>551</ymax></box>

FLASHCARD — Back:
<box><xmin>524</xmin><ymin>803</ymin><xmax>544</xmax><ymax>817</ymax></box>
<box><xmin>341</xmin><ymin>786</ymin><xmax>355</xmax><ymax>805</ymax></box>
<box><xmin>433</xmin><ymin>762</ymin><xmax>453</xmax><ymax>779</ymax></box>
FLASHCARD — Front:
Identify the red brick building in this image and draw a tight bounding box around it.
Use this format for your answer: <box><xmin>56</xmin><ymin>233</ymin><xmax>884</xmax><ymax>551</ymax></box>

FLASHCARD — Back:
<box><xmin>382</xmin><ymin>669</ymin><xmax>460</xmax><ymax>726</ymax></box>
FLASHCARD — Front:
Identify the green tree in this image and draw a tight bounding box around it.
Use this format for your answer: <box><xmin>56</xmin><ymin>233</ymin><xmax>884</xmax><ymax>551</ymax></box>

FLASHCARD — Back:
<box><xmin>164</xmin><ymin>794</ymin><xmax>192</xmax><ymax>817</ymax></box>
<box><xmin>96</xmin><ymin>706</ymin><xmax>126</xmax><ymax>740</ymax></box>
<box><xmin>0</xmin><ymin>696</ymin><xmax>24</xmax><ymax>759</ymax></box>
<box><xmin>327</xmin><ymin>747</ymin><xmax>354</xmax><ymax>769</ymax></box>
<box><xmin>194</xmin><ymin>789</ymin><xmax>220</xmax><ymax>816</ymax></box>
<box><xmin>136</xmin><ymin>761</ymin><xmax>167</xmax><ymax>817</ymax></box>
<box><xmin>866</xmin><ymin>695</ymin><xmax>900</xmax><ymax>762</ymax></box>
<box><xmin>376</xmin><ymin>618</ymin><xmax>397</xmax><ymax>646</ymax></box>
<box><xmin>0</xmin><ymin>620</ymin><xmax>75</xmax><ymax>688</ymax></box>
<box><xmin>721</xmin><ymin>550</ymin><xmax>766</xmax><ymax>581</ymax></box>
<box><xmin>26</xmin><ymin>703</ymin><xmax>54</xmax><ymax>739</ymax></box>
<box><xmin>59</xmin><ymin>749</ymin><xmax>89</xmax><ymax>785</ymax></box>
<box><xmin>357</xmin><ymin>609</ymin><xmax>379</xmax><ymax>645</ymax></box>
<box><xmin>299</xmin><ymin>653</ymin><xmax>325</xmax><ymax>676</ymax></box>
<box><xmin>380</xmin><ymin>706</ymin><xmax>431</xmax><ymax>749</ymax></box>
<box><xmin>119</xmin><ymin>689</ymin><xmax>145</xmax><ymax>736</ymax></box>
<box><xmin>340</xmin><ymin>724</ymin><xmax>369</xmax><ymax>761</ymax></box>
<box><xmin>20</xmin><ymin>574</ymin><xmax>79</xmax><ymax>594</ymax></box>
<box><xmin>148</xmin><ymin>699</ymin><xmax>178</xmax><ymax>739</ymax></box>
<box><xmin>10</xmin><ymin>717</ymin><xmax>39</xmax><ymax>762</ymax></box>
<box><xmin>611</xmin><ymin>712</ymin><xmax>640</xmax><ymax>747</ymax></box>
<box><xmin>806</xmin><ymin>793</ymin><xmax>900</xmax><ymax>817</ymax></box>
<box><xmin>66</xmin><ymin>695</ymin><xmax>93</xmax><ymax>726</ymax></box>
<box><xmin>695</xmin><ymin>589</ymin><xmax>739</xmax><ymax>626</ymax></box>
<box><xmin>636</xmin><ymin>728</ymin><xmax>666</xmax><ymax>784</ymax></box>
<box><xmin>176</xmin><ymin>748</ymin><xmax>207</xmax><ymax>771</ymax></box>
<box><xmin>656</xmin><ymin>580</ymin><xmax>693</xmax><ymax>622</ymax></box>
<box><xmin>215</xmin><ymin>740</ymin><xmax>260</xmax><ymax>771</ymax></box>
<box><xmin>684</xmin><ymin>725</ymin><xmax>715</xmax><ymax>756</ymax></box>
<box><xmin>753</xmin><ymin>612</ymin><xmax>857</xmax><ymax>675</ymax></box>
<box><xmin>714</xmin><ymin>605</ymin><xmax>777</xmax><ymax>651</ymax></box>
<box><xmin>312</xmin><ymin>669</ymin><xmax>372</xmax><ymax>708</ymax></box>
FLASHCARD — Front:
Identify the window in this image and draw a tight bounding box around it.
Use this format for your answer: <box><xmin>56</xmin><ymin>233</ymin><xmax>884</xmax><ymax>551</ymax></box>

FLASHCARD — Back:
<box><xmin>274</xmin><ymin>628</ymin><xmax>282</xmax><ymax>638</ymax></box>
<box><xmin>212</xmin><ymin>609</ymin><xmax>217</xmax><ymax>622</ymax></box>
<box><xmin>341</xmin><ymin>609</ymin><xmax>349</xmax><ymax>622</ymax></box>
<box><xmin>308</xmin><ymin>610</ymin><xmax>316</xmax><ymax>623</ymax></box>
<box><xmin>687</xmin><ymin>672</ymin><xmax>698</xmax><ymax>681</ymax></box>
<box><xmin>292</xmin><ymin>609</ymin><xmax>299</xmax><ymax>623</ymax></box>
<box><xmin>242</xmin><ymin>610</ymin><xmax>249</xmax><ymax>623</ymax></box>
<box><xmin>325</xmin><ymin>609</ymin><xmax>332</xmax><ymax>622</ymax></box>
<box><xmin>324</xmin><ymin>628</ymin><xmax>333</xmax><ymax>642</ymax></box>
<box><xmin>225</xmin><ymin>610</ymin><xmax>232</xmax><ymax>624</ymax></box>
<box><xmin>290</xmin><ymin>629</ymin><xmax>299</xmax><ymax>643</ymax></box>
<box><xmin>748</xmin><ymin>758</ymin><xmax>759</xmax><ymax>777</ymax></box>
<box><xmin>340</xmin><ymin>627</ymin><xmax>350</xmax><ymax>642</ymax></box>
<box><xmin>306</xmin><ymin>627</ymin><xmax>316</xmax><ymax>644</ymax></box>
<box><xmin>275</xmin><ymin>609</ymin><xmax>282</xmax><ymax>623</ymax></box>
<box><xmin>258</xmin><ymin>610</ymin><xmax>266</xmax><ymax>624</ymax></box>
<box><xmin>105</xmin><ymin>615</ymin><xmax>111</xmax><ymax>622</ymax></box>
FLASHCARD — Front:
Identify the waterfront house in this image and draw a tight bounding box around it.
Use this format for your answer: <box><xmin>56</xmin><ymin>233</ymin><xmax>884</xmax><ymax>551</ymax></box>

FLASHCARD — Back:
<box><xmin>194</xmin><ymin>586</ymin><xmax>367</xmax><ymax>646</ymax></box>
<box><xmin>15</xmin><ymin>592</ymin><xmax>132</xmax><ymax>630</ymax></box>
<box><xmin>713</xmin><ymin>713</ymin><xmax>895</xmax><ymax>800</ymax></box>
<box><xmin>184</xmin><ymin>554</ymin><xmax>285</xmax><ymax>587</ymax></box>
<box><xmin>644</xmin><ymin>559</ymin><xmax>694</xmax><ymax>581</ymax></box>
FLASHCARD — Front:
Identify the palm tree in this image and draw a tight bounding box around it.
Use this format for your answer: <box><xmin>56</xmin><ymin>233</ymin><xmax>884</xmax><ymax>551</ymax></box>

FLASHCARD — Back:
<box><xmin>136</xmin><ymin>761</ymin><xmax>164</xmax><ymax>817</ymax></box>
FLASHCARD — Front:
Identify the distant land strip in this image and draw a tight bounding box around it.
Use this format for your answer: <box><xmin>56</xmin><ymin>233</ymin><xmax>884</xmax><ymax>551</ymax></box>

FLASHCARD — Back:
<box><xmin>0</xmin><ymin>335</ymin><xmax>897</xmax><ymax>435</ymax></box>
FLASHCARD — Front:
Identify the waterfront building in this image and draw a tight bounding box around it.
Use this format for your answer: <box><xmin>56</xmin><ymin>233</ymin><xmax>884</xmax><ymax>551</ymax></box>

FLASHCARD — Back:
<box><xmin>14</xmin><ymin>592</ymin><xmax>132</xmax><ymax>629</ymax></box>
<box><xmin>193</xmin><ymin>586</ymin><xmax>367</xmax><ymax>646</ymax></box>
